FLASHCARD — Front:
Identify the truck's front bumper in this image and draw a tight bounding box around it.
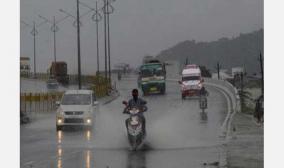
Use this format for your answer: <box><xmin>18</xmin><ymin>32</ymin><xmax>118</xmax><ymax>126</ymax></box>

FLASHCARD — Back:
<box><xmin>141</xmin><ymin>82</ymin><xmax>165</xmax><ymax>93</ymax></box>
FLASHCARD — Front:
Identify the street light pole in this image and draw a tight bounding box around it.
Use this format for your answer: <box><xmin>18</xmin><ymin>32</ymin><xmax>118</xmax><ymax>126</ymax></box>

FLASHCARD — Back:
<box><xmin>76</xmin><ymin>0</ymin><xmax>82</xmax><ymax>89</ymax></box>
<box><xmin>33</xmin><ymin>22</ymin><xmax>36</xmax><ymax>76</ymax></box>
<box><xmin>107</xmin><ymin>0</ymin><xmax>111</xmax><ymax>84</ymax></box>
<box><xmin>31</xmin><ymin>21</ymin><xmax>37</xmax><ymax>77</ymax></box>
<box><xmin>53</xmin><ymin>16</ymin><xmax>57</xmax><ymax>64</ymax></box>
<box><xmin>96</xmin><ymin>1</ymin><xmax>100</xmax><ymax>75</ymax></box>
<box><xmin>103</xmin><ymin>0</ymin><xmax>108</xmax><ymax>80</ymax></box>
<box><xmin>38</xmin><ymin>14</ymin><xmax>70</xmax><ymax>77</ymax></box>
<box><xmin>22</xmin><ymin>19</ymin><xmax>47</xmax><ymax>78</ymax></box>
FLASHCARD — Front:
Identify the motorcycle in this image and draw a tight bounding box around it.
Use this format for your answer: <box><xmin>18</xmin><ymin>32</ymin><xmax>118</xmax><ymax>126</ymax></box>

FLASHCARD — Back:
<box><xmin>122</xmin><ymin>101</ymin><xmax>147</xmax><ymax>150</ymax></box>
<box><xmin>199</xmin><ymin>95</ymin><xmax>207</xmax><ymax>112</ymax></box>
<box><xmin>199</xmin><ymin>88</ymin><xmax>208</xmax><ymax>113</ymax></box>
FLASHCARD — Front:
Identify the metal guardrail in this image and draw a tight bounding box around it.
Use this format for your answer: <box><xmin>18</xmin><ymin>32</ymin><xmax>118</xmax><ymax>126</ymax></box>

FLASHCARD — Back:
<box><xmin>204</xmin><ymin>78</ymin><xmax>240</xmax><ymax>113</ymax></box>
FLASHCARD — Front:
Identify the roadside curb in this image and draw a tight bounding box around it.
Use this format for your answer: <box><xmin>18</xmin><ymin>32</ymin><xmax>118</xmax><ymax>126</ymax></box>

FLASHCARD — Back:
<box><xmin>101</xmin><ymin>91</ymin><xmax>120</xmax><ymax>105</ymax></box>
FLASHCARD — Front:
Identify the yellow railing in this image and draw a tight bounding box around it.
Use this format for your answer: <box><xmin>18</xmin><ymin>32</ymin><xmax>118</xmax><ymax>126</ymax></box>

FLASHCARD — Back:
<box><xmin>20</xmin><ymin>75</ymin><xmax>112</xmax><ymax>113</ymax></box>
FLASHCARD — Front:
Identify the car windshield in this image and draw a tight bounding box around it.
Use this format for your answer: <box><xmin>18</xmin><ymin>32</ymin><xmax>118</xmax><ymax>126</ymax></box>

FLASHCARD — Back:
<box><xmin>61</xmin><ymin>94</ymin><xmax>91</xmax><ymax>105</ymax></box>
<box><xmin>182</xmin><ymin>76</ymin><xmax>200</xmax><ymax>81</ymax></box>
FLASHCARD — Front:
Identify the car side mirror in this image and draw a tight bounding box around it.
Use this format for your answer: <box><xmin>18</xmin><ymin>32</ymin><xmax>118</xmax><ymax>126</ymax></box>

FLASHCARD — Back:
<box><xmin>93</xmin><ymin>101</ymin><xmax>99</xmax><ymax>106</ymax></box>
<box><xmin>178</xmin><ymin>81</ymin><xmax>182</xmax><ymax>84</ymax></box>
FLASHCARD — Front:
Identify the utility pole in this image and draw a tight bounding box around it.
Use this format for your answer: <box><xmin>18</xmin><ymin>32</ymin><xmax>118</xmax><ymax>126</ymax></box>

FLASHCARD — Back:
<box><xmin>76</xmin><ymin>0</ymin><xmax>82</xmax><ymax>89</ymax></box>
<box><xmin>259</xmin><ymin>52</ymin><xmax>264</xmax><ymax>96</ymax></box>
<box><xmin>216</xmin><ymin>62</ymin><xmax>221</xmax><ymax>80</ymax></box>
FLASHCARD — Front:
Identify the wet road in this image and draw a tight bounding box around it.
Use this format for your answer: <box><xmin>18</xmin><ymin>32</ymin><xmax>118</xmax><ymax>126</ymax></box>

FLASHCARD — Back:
<box><xmin>21</xmin><ymin>78</ymin><xmax>228</xmax><ymax>168</ymax></box>
<box><xmin>20</xmin><ymin>78</ymin><xmax>78</xmax><ymax>93</ymax></box>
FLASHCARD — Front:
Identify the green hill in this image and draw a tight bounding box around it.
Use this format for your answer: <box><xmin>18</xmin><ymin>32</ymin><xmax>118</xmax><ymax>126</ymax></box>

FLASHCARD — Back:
<box><xmin>156</xmin><ymin>29</ymin><xmax>263</xmax><ymax>75</ymax></box>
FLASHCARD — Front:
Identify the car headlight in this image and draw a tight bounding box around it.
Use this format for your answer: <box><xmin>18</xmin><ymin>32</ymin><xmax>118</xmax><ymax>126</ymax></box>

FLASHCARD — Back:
<box><xmin>86</xmin><ymin>118</ymin><xmax>92</xmax><ymax>124</ymax></box>
<box><xmin>57</xmin><ymin>118</ymin><xmax>63</xmax><ymax>124</ymax></box>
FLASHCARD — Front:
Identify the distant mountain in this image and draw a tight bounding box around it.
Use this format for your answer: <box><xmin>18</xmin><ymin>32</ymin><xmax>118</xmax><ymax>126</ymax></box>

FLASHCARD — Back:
<box><xmin>156</xmin><ymin>29</ymin><xmax>263</xmax><ymax>75</ymax></box>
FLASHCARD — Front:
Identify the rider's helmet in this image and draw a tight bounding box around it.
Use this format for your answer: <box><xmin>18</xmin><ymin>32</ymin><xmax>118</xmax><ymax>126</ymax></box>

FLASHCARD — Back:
<box><xmin>132</xmin><ymin>89</ymin><xmax>139</xmax><ymax>99</ymax></box>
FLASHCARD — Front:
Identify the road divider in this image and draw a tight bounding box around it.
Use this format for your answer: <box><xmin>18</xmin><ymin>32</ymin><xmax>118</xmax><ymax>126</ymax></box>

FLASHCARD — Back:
<box><xmin>20</xmin><ymin>75</ymin><xmax>113</xmax><ymax>114</ymax></box>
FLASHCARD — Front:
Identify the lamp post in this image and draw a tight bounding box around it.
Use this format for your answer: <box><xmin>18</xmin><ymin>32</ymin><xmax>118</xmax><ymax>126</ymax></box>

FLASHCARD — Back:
<box><xmin>38</xmin><ymin>15</ymin><xmax>70</xmax><ymax>76</ymax></box>
<box><xmin>21</xmin><ymin>20</ymin><xmax>47</xmax><ymax>78</ymax></box>
<box><xmin>59</xmin><ymin>6</ymin><xmax>93</xmax><ymax>89</ymax></box>
<box><xmin>92</xmin><ymin>1</ymin><xmax>102</xmax><ymax>75</ymax></box>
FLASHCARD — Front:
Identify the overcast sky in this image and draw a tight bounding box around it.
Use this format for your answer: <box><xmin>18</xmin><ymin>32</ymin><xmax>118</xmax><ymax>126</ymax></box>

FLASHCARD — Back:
<box><xmin>21</xmin><ymin>0</ymin><xmax>263</xmax><ymax>74</ymax></box>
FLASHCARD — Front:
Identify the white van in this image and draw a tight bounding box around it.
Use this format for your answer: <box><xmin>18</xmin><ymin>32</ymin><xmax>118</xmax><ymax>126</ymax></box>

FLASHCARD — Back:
<box><xmin>56</xmin><ymin>90</ymin><xmax>98</xmax><ymax>131</ymax></box>
<box><xmin>178</xmin><ymin>64</ymin><xmax>204</xmax><ymax>99</ymax></box>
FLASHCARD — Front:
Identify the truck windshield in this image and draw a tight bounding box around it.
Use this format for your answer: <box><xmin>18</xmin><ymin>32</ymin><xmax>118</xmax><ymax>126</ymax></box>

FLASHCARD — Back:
<box><xmin>141</xmin><ymin>69</ymin><xmax>153</xmax><ymax>77</ymax></box>
<box><xmin>61</xmin><ymin>94</ymin><xmax>91</xmax><ymax>105</ymax></box>
<box><xmin>182</xmin><ymin>76</ymin><xmax>200</xmax><ymax>81</ymax></box>
<box><xmin>155</xmin><ymin>68</ymin><xmax>164</xmax><ymax>76</ymax></box>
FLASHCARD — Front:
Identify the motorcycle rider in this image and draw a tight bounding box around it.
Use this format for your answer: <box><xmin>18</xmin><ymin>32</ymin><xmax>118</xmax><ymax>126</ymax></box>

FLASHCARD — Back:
<box><xmin>123</xmin><ymin>89</ymin><xmax>147</xmax><ymax>135</ymax></box>
<box><xmin>199</xmin><ymin>86</ymin><xmax>209</xmax><ymax>97</ymax></box>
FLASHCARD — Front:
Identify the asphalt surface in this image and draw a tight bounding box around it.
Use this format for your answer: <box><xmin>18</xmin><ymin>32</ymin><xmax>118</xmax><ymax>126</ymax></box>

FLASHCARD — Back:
<box><xmin>21</xmin><ymin>78</ymin><xmax>228</xmax><ymax>168</ymax></box>
<box><xmin>20</xmin><ymin>78</ymin><xmax>79</xmax><ymax>93</ymax></box>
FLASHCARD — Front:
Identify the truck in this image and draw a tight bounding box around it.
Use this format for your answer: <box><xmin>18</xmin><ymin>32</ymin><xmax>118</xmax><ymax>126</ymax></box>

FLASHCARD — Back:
<box><xmin>138</xmin><ymin>59</ymin><xmax>166</xmax><ymax>95</ymax></box>
<box><xmin>178</xmin><ymin>64</ymin><xmax>204</xmax><ymax>99</ymax></box>
<box><xmin>48</xmin><ymin>62</ymin><xmax>69</xmax><ymax>85</ymax></box>
<box><xmin>20</xmin><ymin>57</ymin><xmax>30</xmax><ymax>76</ymax></box>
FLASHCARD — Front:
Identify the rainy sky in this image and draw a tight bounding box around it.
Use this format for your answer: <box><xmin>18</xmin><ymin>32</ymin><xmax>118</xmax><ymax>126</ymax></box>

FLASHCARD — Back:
<box><xmin>20</xmin><ymin>0</ymin><xmax>263</xmax><ymax>74</ymax></box>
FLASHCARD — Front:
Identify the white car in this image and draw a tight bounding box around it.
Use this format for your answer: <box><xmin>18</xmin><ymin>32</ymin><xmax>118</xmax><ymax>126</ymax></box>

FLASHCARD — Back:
<box><xmin>56</xmin><ymin>90</ymin><xmax>98</xmax><ymax>131</ymax></box>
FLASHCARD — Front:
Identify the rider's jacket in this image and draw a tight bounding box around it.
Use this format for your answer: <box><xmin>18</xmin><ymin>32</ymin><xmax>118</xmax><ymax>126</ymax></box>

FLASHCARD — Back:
<box><xmin>124</xmin><ymin>98</ymin><xmax>147</xmax><ymax>115</ymax></box>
